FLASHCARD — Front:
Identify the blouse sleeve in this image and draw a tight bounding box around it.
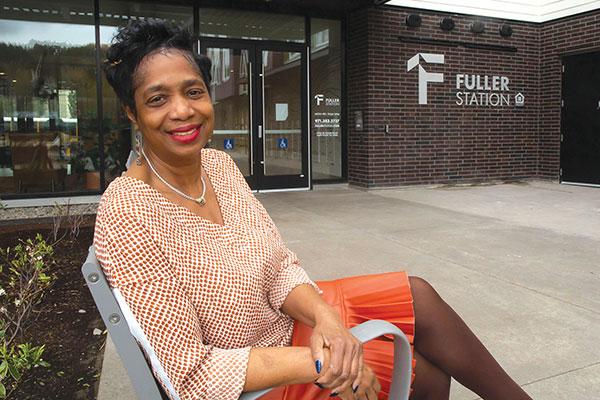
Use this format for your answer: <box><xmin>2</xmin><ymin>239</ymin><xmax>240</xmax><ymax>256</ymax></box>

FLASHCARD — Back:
<box><xmin>266</xmin><ymin>243</ymin><xmax>322</xmax><ymax>314</ymax></box>
<box><xmin>219</xmin><ymin>151</ymin><xmax>321</xmax><ymax>314</ymax></box>
<box><xmin>94</xmin><ymin>202</ymin><xmax>251</xmax><ymax>400</ymax></box>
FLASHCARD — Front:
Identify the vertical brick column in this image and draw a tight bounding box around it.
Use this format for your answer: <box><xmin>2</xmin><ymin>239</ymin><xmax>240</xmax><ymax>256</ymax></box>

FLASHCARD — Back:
<box><xmin>347</xmin><ymin>8</ymin><xmax>371</xmax><ymax>187</ymax></box>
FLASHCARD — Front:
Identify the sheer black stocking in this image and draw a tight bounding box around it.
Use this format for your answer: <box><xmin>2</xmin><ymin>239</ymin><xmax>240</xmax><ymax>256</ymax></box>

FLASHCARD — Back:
<box><xmin>410</xmin><ymin>350</ymin><xmax>451</xmax><ymax>400</ymax></box>
<box><xmin>408</xmin><ymin>276</ymin><xmax>532</xmax><ymax>400</ymax></box>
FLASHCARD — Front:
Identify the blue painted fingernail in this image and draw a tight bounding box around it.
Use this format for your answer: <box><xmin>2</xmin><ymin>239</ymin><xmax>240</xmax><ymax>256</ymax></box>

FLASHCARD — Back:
<box><xmin>329</xmin><ymin>393</ymin><xmax>338</xmax><ymax>397</ymax></box>
<box><xmin>315</xmin><ymin>360</ymin><xmax>322</xmax><ymax>374</ymax></box>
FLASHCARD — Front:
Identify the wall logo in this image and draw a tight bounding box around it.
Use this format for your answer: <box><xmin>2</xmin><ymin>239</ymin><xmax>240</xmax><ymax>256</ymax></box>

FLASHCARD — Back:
<box><xmin>456</xmin><ymin>74</ymin><xmax>513</xmax><ymax>106</ymax></box>
<box><xmin>407</xmin><ymin>53</ymin><xmax>445</xmax><ymax>105</ymax></box>
<box><xmin>515</xmin><ymin>92</ymin><xmax>525</xmax><ymax>107</ymax></box>
<box><xmin>407</xmin><ymin>52</ymin><xmax>525</xmax><ymax>108</ymax></box>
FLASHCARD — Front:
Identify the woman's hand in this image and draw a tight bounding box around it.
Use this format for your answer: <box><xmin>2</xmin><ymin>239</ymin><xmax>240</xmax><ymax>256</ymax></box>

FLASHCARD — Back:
<box><xmin>312</xmin><ymin>309</ymin><xmax>364</xmax><ymax>395</ymax></box>
<box><xmin>335</xmin><ymin>364</ymin><xmax>381</xmax><ymax>400</ymax></box>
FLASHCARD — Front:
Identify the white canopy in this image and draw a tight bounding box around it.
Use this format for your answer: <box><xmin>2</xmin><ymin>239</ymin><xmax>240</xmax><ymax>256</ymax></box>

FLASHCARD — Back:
<box><xmin>385</xmin><ymin>0</ymin><xmax>600</xmax><ymax>22</ymax></box>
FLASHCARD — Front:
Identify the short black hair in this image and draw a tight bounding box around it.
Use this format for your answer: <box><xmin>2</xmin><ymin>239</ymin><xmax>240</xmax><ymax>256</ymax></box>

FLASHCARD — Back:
<box><xmin>103</xmin><ymin>19</ymin><xmax>212</xmax><ymax>113</ymax></box>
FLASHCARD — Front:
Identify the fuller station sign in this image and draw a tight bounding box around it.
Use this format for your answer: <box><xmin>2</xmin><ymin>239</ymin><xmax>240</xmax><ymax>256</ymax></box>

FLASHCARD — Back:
<box><xmin>407</xmin><ymin>53</ymin><xmax>525</xmax><ymax>107</ymax></box>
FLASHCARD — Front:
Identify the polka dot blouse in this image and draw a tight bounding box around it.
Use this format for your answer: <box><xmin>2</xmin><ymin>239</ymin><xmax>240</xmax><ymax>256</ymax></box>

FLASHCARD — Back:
<box><xmin>94</xmin><ymin>148</ymin><xmax>320</xmax><ymax>400</ymax></box>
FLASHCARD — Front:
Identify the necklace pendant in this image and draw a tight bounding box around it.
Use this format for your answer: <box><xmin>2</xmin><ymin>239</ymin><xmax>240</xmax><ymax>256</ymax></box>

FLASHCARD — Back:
<box><xmin>196</xmin><ymin>197</ymin><xmax>206</xmax><ymax>206</ymax></box>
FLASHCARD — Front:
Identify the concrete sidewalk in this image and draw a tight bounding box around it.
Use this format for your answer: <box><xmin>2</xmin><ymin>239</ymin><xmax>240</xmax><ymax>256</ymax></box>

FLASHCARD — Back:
<box><xmin>97</xmin><ymin>180</ymin><xmax>600</xmax><ymax>400</ymax></box>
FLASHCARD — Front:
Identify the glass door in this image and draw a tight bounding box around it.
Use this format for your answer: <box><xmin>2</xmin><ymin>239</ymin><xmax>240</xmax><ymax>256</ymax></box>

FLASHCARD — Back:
<box><xmin>257</xmin><ymin>44</ymin><xmax>308</xmax><ymax>190</ymax></box>
<box><xmin>201</xmin><ymin>39</ymin><xmax>308</xmax><ymax>190</ymax></box>
<box><xmin>202</xmin><ymin>43</ymin><xmax>256</xmax><ymax>187</ymax></box>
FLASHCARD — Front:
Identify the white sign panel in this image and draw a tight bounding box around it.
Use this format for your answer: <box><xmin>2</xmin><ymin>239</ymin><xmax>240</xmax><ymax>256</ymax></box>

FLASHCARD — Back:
<box><xmin>275</xmin><ymin>103</ymin><xmax>288</xmax><ymax>121</ymax></box>
<box><xmin>313</xmin><ymin>94</ymin><xmax>341</xmax><ymax>137</ymax></box>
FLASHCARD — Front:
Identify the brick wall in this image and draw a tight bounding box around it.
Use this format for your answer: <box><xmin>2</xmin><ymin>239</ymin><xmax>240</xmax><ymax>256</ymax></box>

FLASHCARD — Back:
<box><xmin>539</xmin><ymin>10</ymin><xmax>600</xmax><ymax>179</ymax></box>
<box><xmin>346</xmin><ymin>6</ymin><xmax>599</xmax><ymax>188</ymax></box>
<box><xmin>347</xmin><ymin>8</ymin><xmax>371</xmax><ymax>187</ymax></box>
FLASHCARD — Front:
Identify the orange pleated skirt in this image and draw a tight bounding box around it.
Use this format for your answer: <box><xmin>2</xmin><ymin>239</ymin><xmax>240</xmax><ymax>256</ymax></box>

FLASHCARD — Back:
<box><xmin>260</xmin><ymin>271</ymin><xmax>416</xmax><ymax>400</ymax></box>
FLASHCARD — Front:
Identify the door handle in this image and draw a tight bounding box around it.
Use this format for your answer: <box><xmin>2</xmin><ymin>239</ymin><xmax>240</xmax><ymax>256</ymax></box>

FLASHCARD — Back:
<box><xmin>258</xmin><ymin>125</ymin><xmax>263</xmax><ymax>139</ymax></box>
<box><xmin>261</xmin><ymin>62</ymin><xmax>266</xmax><ymax>171</ymax></box>
<box><xmin>248</xmin><ymin>61</ymin><xmax>254</xmax><ymax>175</ymax></box>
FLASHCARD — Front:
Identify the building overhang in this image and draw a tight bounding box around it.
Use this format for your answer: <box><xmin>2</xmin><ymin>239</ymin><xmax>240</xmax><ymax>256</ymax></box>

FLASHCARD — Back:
<box><xmin>385</xmin><ymin>0</ymin><xmax>600</xmax><ymax>23</ymax></box>
<box><xmin>181</xmin><ymin>0</ymin><xmax>391</xmax><ymax>16</ymax></box>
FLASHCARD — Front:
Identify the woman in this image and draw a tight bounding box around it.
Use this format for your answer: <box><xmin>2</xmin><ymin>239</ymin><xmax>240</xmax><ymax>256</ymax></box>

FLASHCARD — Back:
<box><xmin>94</xmin><ymin>20</ymin><xmax>532</xmax><ymax>400</ymax></box>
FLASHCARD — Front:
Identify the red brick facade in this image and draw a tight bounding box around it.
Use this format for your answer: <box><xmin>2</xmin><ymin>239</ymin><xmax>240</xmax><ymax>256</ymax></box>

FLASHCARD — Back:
<box><xmin>347</xmin><ymin>6</ymin><xmax>600</xmax><ymax>187</ymax></box>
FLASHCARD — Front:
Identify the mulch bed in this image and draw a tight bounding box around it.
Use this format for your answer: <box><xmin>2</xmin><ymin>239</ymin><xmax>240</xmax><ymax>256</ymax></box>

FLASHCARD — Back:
<box><xmin>0</xmin><ymin>220</ymin><xmax>106</xmax><ymax>399</ymax></box>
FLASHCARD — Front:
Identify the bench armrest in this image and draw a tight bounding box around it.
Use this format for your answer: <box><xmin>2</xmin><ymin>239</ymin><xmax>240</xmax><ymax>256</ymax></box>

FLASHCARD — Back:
<box><xmin>239</xmin><ymin>320</ymin><xmax>412</xmax><ymax>400</ymax></box>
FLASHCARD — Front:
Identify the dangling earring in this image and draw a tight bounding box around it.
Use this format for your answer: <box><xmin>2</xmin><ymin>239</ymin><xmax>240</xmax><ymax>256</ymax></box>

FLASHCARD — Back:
<box><xmin>135</xmin><ymin>131</ymin><xmax>143</xmax><ymax>166</ymax></box>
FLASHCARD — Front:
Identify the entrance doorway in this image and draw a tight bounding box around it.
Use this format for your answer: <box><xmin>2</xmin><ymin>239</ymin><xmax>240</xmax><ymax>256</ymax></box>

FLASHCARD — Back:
<box><xmin>561</xmin><ymin>51</ymin><xmax>600</xmax><ymax>186</ymax></box>
<box><xmin>201</xmin><ymin>39</ymin><xmax>309</xmax><ymax>190</ymax></box>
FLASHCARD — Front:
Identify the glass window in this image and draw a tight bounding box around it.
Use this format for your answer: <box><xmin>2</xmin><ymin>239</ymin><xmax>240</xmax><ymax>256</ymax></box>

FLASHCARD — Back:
<box><xmin>0</xmin><ymin>0</ymin><xmax>99</xmax><ymax>195</ymax></box>
<box><xmin>310</xmin><ymin>18</ymin><xmax>342</xmax><ymax>180</ymax></box>
<box><xmin>262</xmin><ymin>49</ymin><xmax>303</xmax><ymax>177</ymax></box>
<box><xmin>206</xmin><ymin>47</ymin><xmax>252</xmax><ymax>176</ymax></box>
<box><xmin>199</xmin><ymin>8</ymin><xmax>304</xmax><ymax>43</ymax></box>
<box><xmin>98</xmin><ymin>1</ymin><xmax>194</xmax><ymax>186</ymax></box>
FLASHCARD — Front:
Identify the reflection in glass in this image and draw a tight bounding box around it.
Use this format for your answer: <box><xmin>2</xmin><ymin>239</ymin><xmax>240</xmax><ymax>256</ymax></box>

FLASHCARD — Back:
<box><xmin>200</xmin><ymin>9</ymin><xmax>304</xmax><ymax>43</ymax></box>
<box><xmin>262</xmin><ymin>50</ymin><xmax>302</xmax><ymax>176</ymax></box>
<box><xmin>311</xmin><ymin>18</ymin><xmax>342</xmax><ymax>180</ymax></box>
<box><xmin>207</xmin><ymin>48</ymin><xmax>251</xmax><ymax>176</ymax></box>
<box><xmin>99</xmin><ymin>1</ymin><xmax>194</xmax><ymax>186</ymax></box>
<box><xmin>0</xmin><ymin>0</ymin><xmax>99</xmax><ymax>194</ymax></box>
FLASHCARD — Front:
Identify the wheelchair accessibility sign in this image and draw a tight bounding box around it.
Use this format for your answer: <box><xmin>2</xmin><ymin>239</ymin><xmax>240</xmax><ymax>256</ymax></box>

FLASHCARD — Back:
<box><xmin>277</xmin><ymin>138</ymin><xmax>288</xmax><ymax>150</ymax></box>
<box><xmin>224</xmin><ymin>138</ymin><xmax>234</xmax><ymax>150</ymax></box>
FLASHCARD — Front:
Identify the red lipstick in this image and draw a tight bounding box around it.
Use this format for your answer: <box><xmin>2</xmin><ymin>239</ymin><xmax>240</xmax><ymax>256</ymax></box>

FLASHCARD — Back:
<box><xmin>168</xmin><ymin>125</ymin><xmax>202</xmax><ymax>144</ymax></box>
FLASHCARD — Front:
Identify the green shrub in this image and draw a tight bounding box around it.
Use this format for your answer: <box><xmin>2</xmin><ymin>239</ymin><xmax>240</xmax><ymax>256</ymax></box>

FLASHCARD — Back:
<box><xmin>0</xmin><ymin>234</ymin><xmax>55</xmax><ymax>398</ymax></box>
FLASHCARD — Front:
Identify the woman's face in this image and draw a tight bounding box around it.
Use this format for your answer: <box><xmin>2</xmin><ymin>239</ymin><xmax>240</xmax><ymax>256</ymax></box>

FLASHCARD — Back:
<box><xmin>127</xmin><ymin>49</ymin><xmax>214</xmax><ymax>165</ymax></box>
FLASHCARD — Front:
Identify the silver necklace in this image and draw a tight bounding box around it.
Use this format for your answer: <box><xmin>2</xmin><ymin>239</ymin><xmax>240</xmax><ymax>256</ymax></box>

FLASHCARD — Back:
<box><xmin>140</xmin><ymin>147</ymin><xmax>206</xmax><ymax>206</ymax></box>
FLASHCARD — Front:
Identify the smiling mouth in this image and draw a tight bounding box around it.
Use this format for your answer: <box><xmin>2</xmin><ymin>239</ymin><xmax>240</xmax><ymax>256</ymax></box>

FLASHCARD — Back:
<box><xmin>169</xmin><ymin>125</ymin><xmax>202</xmax><ymax>136</ymax></box>
<box><xmin>172</xmin><ymin>129</ymin><xmax>197</xmax><ymax>136</ymax></box>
